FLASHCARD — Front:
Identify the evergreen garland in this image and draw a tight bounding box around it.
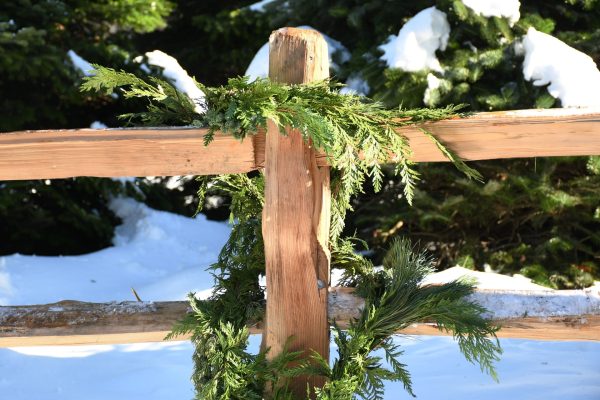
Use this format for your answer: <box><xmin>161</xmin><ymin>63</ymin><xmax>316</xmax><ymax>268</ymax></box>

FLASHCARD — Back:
<box><xmin>83</xmin><ymin>68</ymin><xmax>480</xmax><ymax>238</ymax></box>
<box><xmin>82</xmin><ymin>67</ymin><xmax>500</xmax><ymax>399</ymax></box>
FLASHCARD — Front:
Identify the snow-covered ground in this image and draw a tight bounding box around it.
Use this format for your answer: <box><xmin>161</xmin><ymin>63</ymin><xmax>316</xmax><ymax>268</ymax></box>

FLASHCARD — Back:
<box><xmin>0</xmin><ymin>198</ymin><xmax>599</xmax><ymax>399</ymax></box>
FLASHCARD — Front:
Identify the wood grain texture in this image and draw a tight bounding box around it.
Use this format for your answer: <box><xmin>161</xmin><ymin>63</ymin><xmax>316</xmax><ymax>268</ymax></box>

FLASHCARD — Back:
<box><xmin>1</xmin><ymin>287</ymin><xmax>598</xmax><ymax>347</ymax></box>
<box><xmin>398</xmin><ymin>108</ymin><xmax>600</xmax><ymax>162</ymax></box>
<box><xmin>1</xmin><ymin>109</ymin><xmax>599</xmax><ymax>181</ymax></box>
<box><xmin>0</xmin><ymin>128</ymin><xmax>256</xmax><ymax>180</ymax></box>
<box><xmin>261</xmin><ymin>27</ymin><xmax>331</xmax><ymax>395</ymax></box>
<box><xmin>0</xmin><ymin>301</ymin><xmax>189</xmax><ymax>345</ymax></box>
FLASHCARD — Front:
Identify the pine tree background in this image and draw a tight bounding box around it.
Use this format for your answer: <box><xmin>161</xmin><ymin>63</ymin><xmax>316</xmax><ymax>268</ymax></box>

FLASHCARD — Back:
<box><xmin>1</xmin><ymin>0</ymin><xmax>599</xmax><ymax>287</ymax></box>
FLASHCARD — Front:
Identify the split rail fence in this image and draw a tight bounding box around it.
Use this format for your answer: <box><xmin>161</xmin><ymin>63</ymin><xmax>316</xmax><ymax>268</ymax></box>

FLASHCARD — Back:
<box><xmin>0</xmin><ymin>29</ymin><xmax>599</xmax><ymax>356</ymax></box>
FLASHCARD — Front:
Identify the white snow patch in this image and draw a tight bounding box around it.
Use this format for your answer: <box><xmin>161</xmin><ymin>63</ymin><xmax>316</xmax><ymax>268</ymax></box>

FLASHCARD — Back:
<box><xmin>1</xmin><ymin>199</ymin><xmax>600</xmax><ymax>397</ymax></box>
<box><xmin>0</xmin><ymin>198</ymin><xmax>229</xmax><ymax>305</ymax></box>
<box><xmin>471</xmin><ymin>288</ymin><xmax>600</xmax><ymax>319</ymax></box>
<box><xmin>138</xmin><ymin>62</ymin><xmax>151</xmax><ymax>74</ymax></box>
<box><xmin>244</xmin><ymin>43</ymin><xmax>270</xmax><ymax>80</ymax></box>
<box><xmin>423</xmin><ymin>72</ymin><xmax>441</xmax><ymax>106</ymax></box>
<box><xmin>422</xmin><ymin>266</ymin><xmax>600</xmax><ymax>319</ymax></box>
<box><xmin>137</xmin><ymin>50</ymin><xmax>206</xmax><ymax>113</ymax></box>
<box><xmin>522</xmin><ymin>28</ymin><xmax>600</xmax><ymax>107</ymax></box>
<box><xmin>10</xmin><ymin>345</ymin><xmax>115</xmax><ymax>359</ymax></box>
<box><xmin>245</xmin><ymin>25</ymin><xmax>350</xmax><ymax>81</ymax></box>
<box><xmin>164</xmin><ymin>175</ymin><xmax>194</xmax><ymax>191</ymax></box>
<box><xmin>461</xmin><ymin>0</ymin><xmax>521</xmax><ymax>25</ymax></box>
<box><xmin>330</xmin><ymin>268</ymin><xmax>344</xmax><ymax>287</ymax></box>
<box><xmin>2</xmin><ymin>336</ymin><xmax>600</xmax><ymax>399</ymax></box>
<box><xmin>89</xmin><ymin>121</ymin><xmax>107</xmax><ymax>129</ymax></box>
<box><xmin>248</xmin><ymin>0</ymin><xmax>274</xmax><ymax>12</ymax></box>
<box><xmin>0</xmin><ymin>258</ymin><xmax>13</xmax><ymax>304</ymax></box>
<box><xmin>379</xmin><ymin>7</ymin><xmax>450</xmax><ymax>72</ymax></box>
<box><xmin>423</xmin><ymin>266</ymin><xmax>550</xmax><ymax>291</ymax></box>
<box><xmin>67</xmin><ymin>50</ymin><xmax>95</xmax><ymax>77</ymax></box>
<box><xmin>340</xmin><ymin>74</ymin><xmax>370</xmax><ymax>96</ymax></box>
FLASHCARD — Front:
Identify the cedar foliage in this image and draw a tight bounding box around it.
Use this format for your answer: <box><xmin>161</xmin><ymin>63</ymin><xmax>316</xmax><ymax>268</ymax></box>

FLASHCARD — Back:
<box><xmin>84</xmin><ymin>65</ymin><xmax>500</xmax><ymax>399</ymax></box>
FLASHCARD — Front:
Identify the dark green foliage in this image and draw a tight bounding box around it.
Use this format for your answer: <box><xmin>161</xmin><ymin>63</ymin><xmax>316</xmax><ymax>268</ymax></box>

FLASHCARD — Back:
<box><xmin>0</xmin><ymin>179</ymin><xmax>123</xmax><ymax>255</ymax></box>
<box><xmin>135</xmin><ymin>1</ymin><xmax>271</xmax><ymax>87</ymax></box>
<box><xmin>6</xmin><ymin>0</ymin><xmax>599</xmax><ymax>282</ymax></box>
<box><xmin>84</xmin><ymin>62</ymin><xmax>500</xmax><ymax>397</ymax></box>
<box><xmin>347</xmin><ymin>158</ymin><xmax>600</xmax><ymax>289</ymax></box>
<box><xmin>81</xmin><ymin>65</ymin><xmax>201</xmax><ymax>126</ymax></box>
<box><xmin>266</xmin><ymin>0</ymin><xmax>600</xmax><ymax>110</ymax></box>
<box><xmin>168</xmin><ymin>236</ymin><xmax>501</xmax><ymax>399</ymax></box>
<box><xmin>168</xmin><ymin>173</ymin><xmax>303</xmax><ymax>399</ymax></box>
<box><xmin>0</xmin><ymin>0</ymin><xmax>173</xmax><ymax>131</ymax></box>
<box><xmin>315</xmin><ymin>239</ymin><xmax>500</xmax><ymax>399</ymax></box>
<box><xmin>0</xmin><ymin>0</ymin><xmax>173</xmax><ymax>255</ymax></box>
<box><xmin>167</xmin><ymin>296</ymin><xmax>304</xmax><ymax>400</ymax></box>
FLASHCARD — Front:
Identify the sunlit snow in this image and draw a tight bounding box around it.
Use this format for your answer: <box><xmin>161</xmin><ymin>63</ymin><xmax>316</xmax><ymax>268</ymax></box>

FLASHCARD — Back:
<box><xmin>135</xmin><ymin>50</ymin><xmax>206</xmax><ymax>114</ymax></box>
<box><xmin>340</xmin><ymin>74</ymin><xmax>370</xmax><ymax>96</ymax></box>
<box><xmin>522</xmin><ymin>28</ymin><xmax>600</xmax><ymax>107</ymax></box>
<box><xmin>461</xmin><ymin>0</ymin><xmax>521</xmax><ymax>25</ymax></box>
<box><xmin>1</xmin><ymin>198</ymin><xmax>599</xmax><ymax>399</ymax></box>
<box><xmin>379</xmin><ymin>7</ymin><xmax>450</xmax><ymax>72</ymax></box>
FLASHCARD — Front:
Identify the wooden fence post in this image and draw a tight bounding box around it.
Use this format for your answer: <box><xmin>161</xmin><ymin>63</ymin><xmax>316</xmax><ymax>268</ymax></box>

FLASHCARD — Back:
<box><xmin>262</xmin><ymin>27</ymin><xmax>331</xmax><ymax>396</ymax></box>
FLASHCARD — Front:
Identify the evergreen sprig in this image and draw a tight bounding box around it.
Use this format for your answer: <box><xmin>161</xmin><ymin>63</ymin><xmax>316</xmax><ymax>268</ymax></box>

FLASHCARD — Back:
<box><xmin>309</xmin><ymin>239</ymin><xmax>501</xmax><ymax>400</ymax></box>
<box><xmin>82</xmin><ymin>65</ymin><xmax>500</xmax><ymax>399</ymax></box>
<box><xmin>82</xmin><ymin>67</ymin><xmax>478</xmax><ymax>239</ymax></box>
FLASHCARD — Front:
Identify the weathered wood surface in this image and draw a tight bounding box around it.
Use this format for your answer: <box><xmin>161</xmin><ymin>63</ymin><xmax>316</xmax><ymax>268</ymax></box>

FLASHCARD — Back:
<box><xmin>2</xmin><ymin>108</ymin><xmax>600</xmax><ymax>180</ymax></box>
<box><xmin>1</xmin><ymin>287</ymin><xmax>598</xmax><ymax>347</ymax></box>
<box><xmin>0</xmin><ymin>301</ymin><xmax>190</xmax><ymax>346</ymax></box>
<box><xmin>0</xmin><ymin>128</ymin><xmax>257</xmax><ymax>180</ymax></box>
<box><xmin>261</xmin><ymin>27</ymin><xmax>331</xmax><ymax>395</ymax></box>
<box><xmin>399</xmin><ymin>107</ymin><xmax>600</xmax><ymax>162</ymax></box>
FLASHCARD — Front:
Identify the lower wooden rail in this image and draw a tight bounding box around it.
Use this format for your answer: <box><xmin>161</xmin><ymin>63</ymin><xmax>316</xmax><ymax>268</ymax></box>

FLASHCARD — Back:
<box><xmin>1</xmin><ymin>287</ymin><xmax>598</xmax><ymax>346</ymax></box>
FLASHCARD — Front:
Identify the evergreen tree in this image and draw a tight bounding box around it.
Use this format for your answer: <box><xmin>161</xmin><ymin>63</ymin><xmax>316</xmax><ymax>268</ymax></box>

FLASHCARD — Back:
<box><xmin>0</xmin><ymin>0</ymin><xmax>172</xmax><ymax>255</ymax></box>
<box><xmin>0</xmin><ymin>0</ymin><xmax>173</xmax><ymax>131</ymax></box>
<box><xmin>135</xmin><ymin>1</ymin><xmax>271</xmax><ymax>87</ymax></box>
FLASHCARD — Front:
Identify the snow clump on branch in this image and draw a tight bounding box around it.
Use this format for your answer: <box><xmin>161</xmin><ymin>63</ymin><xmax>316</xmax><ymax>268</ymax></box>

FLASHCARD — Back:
<box><xmin>461</xmin><ymin>0</ymin><xmax>521</xmax><ymax>25</ymax></box>
<box><xmin>135</xmin><ymin>50</ymin><xmax>206</xmax><ymax>114</ymax></box>
<box><xmin>379</xmin><ymin>7</ymin><xmax>450</xmax><ymax>73</ymax></box>
<box><xmin>522</xmin><ymin>28</ymin><xmax>600</xmax><ymax>108</ymax></box>
<box><xmin>67</xmin><ymin>50</ymin><xmax>95</xmax><ymax>77</ymax></box>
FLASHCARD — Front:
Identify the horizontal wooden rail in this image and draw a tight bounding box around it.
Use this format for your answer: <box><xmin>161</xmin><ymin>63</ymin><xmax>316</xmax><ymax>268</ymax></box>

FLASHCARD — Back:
<box><xmin>1</xmin><ymin>108</ymin><xmax>600</xmax><ymax>180</ymax></box>
<box><xmin>0</xmin><ymin>128</ymin><xmax>260</xmax><ymax>180</ymax></box>
<box><xmin>1</xmin><ymin>287</ymin><xmax>598</xmax><ymax>347</ymax></box>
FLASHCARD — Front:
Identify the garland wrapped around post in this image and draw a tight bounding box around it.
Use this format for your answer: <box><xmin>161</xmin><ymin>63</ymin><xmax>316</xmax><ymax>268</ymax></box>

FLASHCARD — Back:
<box><xmin>82</xmin><ymin>27</ymin><xmax>500</xmax><ymax>400</ymax></box>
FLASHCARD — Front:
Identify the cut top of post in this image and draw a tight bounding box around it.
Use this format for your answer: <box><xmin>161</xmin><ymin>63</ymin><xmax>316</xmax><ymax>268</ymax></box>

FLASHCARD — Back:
<box><xmin>269</xmin><ymin>27</ymin><xmax>329</xmax><ymax>84</ymax></box>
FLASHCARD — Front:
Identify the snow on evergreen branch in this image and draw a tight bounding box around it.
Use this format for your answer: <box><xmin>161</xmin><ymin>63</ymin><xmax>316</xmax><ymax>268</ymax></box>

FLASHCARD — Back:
<box><xmin>522</xmin><ymin>27</ymin><xmax>600</xmax><ymax>107</ymax></box>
